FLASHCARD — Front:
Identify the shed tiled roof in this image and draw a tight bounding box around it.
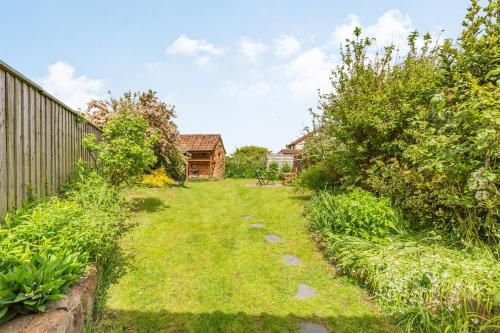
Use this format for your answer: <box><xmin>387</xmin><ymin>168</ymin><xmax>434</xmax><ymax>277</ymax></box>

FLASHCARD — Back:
<box><xmin>179</xmin><ymin>134</ymin><xmax>224</xmax><ymax>152</ymax></box>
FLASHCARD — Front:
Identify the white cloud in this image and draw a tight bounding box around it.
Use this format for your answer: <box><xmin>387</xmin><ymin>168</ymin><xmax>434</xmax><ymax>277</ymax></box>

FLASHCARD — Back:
<box><xmin>241</xmin><ymin>82</ymin><xmax>271</xmax><ymax>97</ymax></box>
<box><xmin>166</xmin><ymin>34</ymin><xmax>222</xmax><ymax>65</ymax></box>
<box><xmin>332</xmin><ymin>14</ymin><xmax>361</xmax><ymax>44</ymax></box>
<box><xmin>40</xmin><ymin>61</ymin><xmax>103</xmax><ymax>110</ymax></box>
<box><xmin>284</xmin><ymin>48</ymin><xmax>334</xmax><ymax>98</ymax></box>
<box><xmin>332</xmin><ymin>10</ymin><xmax>413</xmax><ymax>50</ymax></box>
<box><xmin>224</xmin><ymin>80</ymin><xmax>270</xmax><ymax>97</ymax></box>
<box><xmin>237</xmin><ymin>37</ymin><xmax>267</xmax><ymax>64</ymax></box>
<box><xmin>274</xmin><ymin>35</ymin><xmax>301</xmax><ymax>58</ymax></box>
<box><xmin>166</xmin><ymin>34</ymin><xmax>223</xmax><ymax>56</ymax></box>
<box><xmin>194</xmin><ymin>55</ymin><xmax>210</xmax><ymax>66</ymax></box>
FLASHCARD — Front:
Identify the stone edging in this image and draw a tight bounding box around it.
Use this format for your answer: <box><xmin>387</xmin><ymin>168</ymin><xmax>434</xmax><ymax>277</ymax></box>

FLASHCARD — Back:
<box><xmin>0</xmin><ymin>267</ymin><xmax>98</xmax><ymax>333</ymax></box>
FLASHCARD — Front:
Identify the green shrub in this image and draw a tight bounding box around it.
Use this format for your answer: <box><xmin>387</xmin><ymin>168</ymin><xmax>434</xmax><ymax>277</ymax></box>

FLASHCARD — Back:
<box><xmin>87</xmin><ymin>91</ymin><xmax>186</xmax><ymax>182</ymax></box>
<box><xmin>306</xmin><ymin>188</ymin><xmax>403</xmax><ymax>241</ymax></box>
<box><xmin>225</xmin><ymin>146</ymin><xmax>269</xmax><ymax>178</ymax></box>
<box><xmin>323</xmin><ymin>234</ymin><xmax>500</xmax><ymax>332</ymax></box>
<box><xmin>280</xmin><ymin>163</ymin><xmax>292</xmax><ymax>174</ymax></box>
<box><xmin>267</xmin><ymin>161</ymin><xmax>279</xmax><ymax>180</ymax></box>
<box><xmin>83</xmin><ymin>111</ymin><xmax>157</xmax><ymax>186</ymax></box>
<box><xmin>303</xmin><ymin>1</ymin><xmax>499</xmax><ymax>246</ymax></box>
<box><xmin>0</xmin><ymin>172</ymin><xmax>128</xmax><ymax>322</ymax></box>
<box><xmin>296</xmin><ymin>163</ymin><xmax>340</xmax><ymax>191</ymax></box>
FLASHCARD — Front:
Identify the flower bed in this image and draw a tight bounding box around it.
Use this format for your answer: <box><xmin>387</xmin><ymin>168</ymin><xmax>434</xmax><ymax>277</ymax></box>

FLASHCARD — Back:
<box><xmin>0</xmin><ymin>172</ymin><xmax>128</xmax><ymax>325</ymax></box>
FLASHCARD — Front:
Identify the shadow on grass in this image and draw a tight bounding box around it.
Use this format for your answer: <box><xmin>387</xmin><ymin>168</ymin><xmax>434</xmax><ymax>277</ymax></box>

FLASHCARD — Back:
<box><xmin>91</xmin><ymin>309</ymin><xmax>396</xmax><ymax>333</ymax></box>
<box><xmin>87</xmin><ymin>246</ymin><xmax>137</xmax><ymax>332</ymax></box>
<box><xmin>290</xmin><ymin>193</ymin><xmax>313</xmax><ymax>202</ymax></box>
<box><xmin>129</xmin><ymin>197</ymin><xmax>169</xmax><ymax>213</ymax></box>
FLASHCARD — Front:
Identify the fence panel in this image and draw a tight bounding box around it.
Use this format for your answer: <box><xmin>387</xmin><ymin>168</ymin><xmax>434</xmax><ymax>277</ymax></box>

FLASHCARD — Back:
<box><xmin>0</xmin><ymin>60</ymin><xmax>102</xmax><ymax>216</ymax></box>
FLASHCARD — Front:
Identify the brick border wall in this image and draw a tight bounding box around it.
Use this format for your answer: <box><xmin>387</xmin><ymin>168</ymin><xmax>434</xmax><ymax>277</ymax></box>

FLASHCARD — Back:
<box><xmin>0</xmin><ymin>267</ymin><xmax>98</xmax><ymax>333</ymax></box>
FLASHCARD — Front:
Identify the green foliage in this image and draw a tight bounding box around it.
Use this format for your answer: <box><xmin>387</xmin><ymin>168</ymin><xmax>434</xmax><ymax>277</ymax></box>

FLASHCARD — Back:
<box><xmin>307</xmin><ymin>28</ymin><xmax>440</xmax><ymax>186</ymax></box>
<box><xmin>280</xmin><ymin>163</ymin><xmax>292</xmax><ymax>174</ymax></box>
<box><xmin>303</xmin><ymin>4</ymin><xmax>500</xmax><ymax>331</ymax></box>
<box><xmin>267</xmin><ymin>161</ymin><xmax>279</xmax><ymax>180</ymax></box>
<box><xmin>304</xmin><ymin>0</ymin><xmax>499</xmax><ymax>246</ymax></box>
<box><xmin>87</xmin><ymin>91</ymin><xmax>186</xmax><ymax>181</ymax></box>
<box><xmin>296</xmin><ymin>163</ymin><xmax>339</xmax><ymax>191</ymax></box>
<box><xmin>84</xmin><ymin>111</ymin><xmax>157</xmax><ymax>186</ymax></box>
<box><xmin>306</xmin><ymin>189</ymin><xmax>403</xmax><ymax>241</ymax></box>
<box><xmin>399</xmin><ymin>0</ymin><xmax>500</xmax><ymax>245</ymax></box>
<box><xmin>0</xmin><ymin>172</ymin><xmax>128</xmax><ymax>322</ymax></box>
<box><xmin>323</xmin><ymin>234</ymin><xmax>500</xmax><ymax>332</ymax></box>
<box><xmin>225</xmin><ymin>146</ymin><xmax>270</xmax><ymax>178</ymax></box>
<box><xmin>0</xmin><ymin>254</ymin><xmax>84</xmax><ymax>323</ymax></box>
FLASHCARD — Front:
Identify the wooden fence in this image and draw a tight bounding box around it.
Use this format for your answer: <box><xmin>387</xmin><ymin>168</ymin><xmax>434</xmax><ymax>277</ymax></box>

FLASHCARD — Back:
<box><xmin>0</xmin><ymin>60</ymin><xmax>102</xmax><ymax>216</ymax></box>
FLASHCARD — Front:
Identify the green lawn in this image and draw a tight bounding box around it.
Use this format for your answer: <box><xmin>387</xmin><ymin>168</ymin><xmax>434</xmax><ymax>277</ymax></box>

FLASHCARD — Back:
<box><xmin>91</xmin><ymin>179</ymin><xmax>396</xmax><ymax>333</ymax></box>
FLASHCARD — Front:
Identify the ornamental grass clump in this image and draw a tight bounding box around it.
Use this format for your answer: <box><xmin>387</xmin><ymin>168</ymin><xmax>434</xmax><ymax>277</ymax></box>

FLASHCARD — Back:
<box><xmin>323</xmin><ymin>234</ymin><xmax>500</xmax><ymax>332</ymax></box>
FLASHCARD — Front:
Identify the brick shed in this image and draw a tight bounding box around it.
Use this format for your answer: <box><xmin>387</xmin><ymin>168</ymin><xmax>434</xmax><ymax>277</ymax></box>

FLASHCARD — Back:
<box><xmin>179</xmin><ymin>134</ymin><xmax>226</xmax><ymax>179</ymax></box>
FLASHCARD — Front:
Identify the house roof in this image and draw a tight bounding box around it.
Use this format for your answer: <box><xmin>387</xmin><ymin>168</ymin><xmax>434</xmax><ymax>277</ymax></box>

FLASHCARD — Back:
<box><xmin>179</xmin><ymin>134</ymin><xmax>225</xmax><ymax>153</ymax></box>
<box><xmin>287</xmin><ymin>132</ymin><xmax>311</xmax><ymax>147</ymax></box>
<box><xmin>279</xmin><ymin>148</ymin><xmax>304</xmax><ymax>155</ymax></box>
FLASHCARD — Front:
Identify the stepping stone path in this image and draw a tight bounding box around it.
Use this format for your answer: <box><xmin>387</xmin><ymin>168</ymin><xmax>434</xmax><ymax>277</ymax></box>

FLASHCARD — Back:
<box><xmin>295</xmin><ymin>283</ymin><xmax>316</xmax><ymax>300</ymax></box>
<box><xmin>256</xmin><ymin>223</ymin><xmax>320</xmax><ymax>333</ymax></box>
<box><xmin>283</xmin><ymin>255</ymin><xmax>300</xmax><ymax>266</ymax></box>
<box><xmin>299</xmin><ymin>322</ymin><xmax>329</xmax><ymax>333</ymax></box>
<box><xmin>265</xmin><ymin>234</ymin><xmax>281</xmax><ymax>243</ymax></box>
<box><xmin>241</xmin><ymin>215</ymin><xmax>253</xmax><ymax>219</ymax></box>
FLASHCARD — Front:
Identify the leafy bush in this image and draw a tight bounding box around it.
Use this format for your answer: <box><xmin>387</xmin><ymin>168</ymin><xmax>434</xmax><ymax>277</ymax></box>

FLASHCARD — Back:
<box><xmin>83</xmin><ymin>110</ymin><xmax>157</xmax><ymax>186</ymax></box>
<box><xmin>296</xmin><ymin>163</ymin><xmax>340</xmax><ymax>191</ymax></box>
<box><xmin>87</xmin><ymin>91</ymin><xmax>186</xmax><ymax>181</ymax></box>
<box><xmin>323</xmin><ymin>234</ymin><xmax>500</xmax><ymax>332</ymax></box>
<box><xmin>306</xmin><ymin>189</ymin><xmax>403</xmax><ymax>241</ymax></box>
<box><xmin>141</xmin><ymin>167</ymin><xmax>176</xmax><ymax>188</ymax></box>
<box><xmin>225</xmin><ymin>146</ymin><xmax>269</xmax><ymax>178</ymax></box>
<box><xmin>399</xmin><ymin>1</ymin><xmax>500</xmax><ymax>245</ymax></box>
<box><xmin>304</xmin><ymin>1</ymin><xmax>499</xmax><ymax>246</ymax></box>
<box><xmin>267</xmin><ymin>161</ymin><xmax>279</xmax><ymax>180</ymax></box>
<box><xmin>280</xmin><ymin>163</ymin><xmax>292</xmax><ymax>174</ymax></box>
<box><xmin>0</xmin><ymin>172</ymin><xmax>128</xmax><ymax>322</ymax></box>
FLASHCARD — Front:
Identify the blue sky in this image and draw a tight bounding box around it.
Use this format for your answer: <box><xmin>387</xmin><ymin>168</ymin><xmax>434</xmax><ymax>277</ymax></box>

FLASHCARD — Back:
<box><xmin>1</xmin><ymin>0</ymin><xmax>471</xmax><ymax>152</ymax></box>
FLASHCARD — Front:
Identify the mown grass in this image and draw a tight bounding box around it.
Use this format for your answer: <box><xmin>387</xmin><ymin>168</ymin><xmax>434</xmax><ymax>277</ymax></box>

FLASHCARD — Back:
<box><xmin>89</xmin><ymin>179</ymin><xmax>396</xmax><ymax>332</ymax></box>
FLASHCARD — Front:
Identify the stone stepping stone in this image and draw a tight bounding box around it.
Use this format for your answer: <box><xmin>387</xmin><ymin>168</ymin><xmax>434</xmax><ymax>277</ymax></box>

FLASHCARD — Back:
<box><xmin>295</xmin><ymin>283</ymin><xmax>316</xmax><ymax>300</ymax></box>
<box><xmin>265</xmin><ymin>234</ymin><xmax>281</xmax><ymax>243</ymax></box>
<box><xmin>299</xmin><ymin>322</ymin><xmax>329</xmax><ymax>333</ymax></box>
<box><xmin>241</xmin><ymin>215</ymin><xmax>253</xmax><ymax>219</ymax></box>
<box><xmin>249</xmin><ymin>223</ymin><xmax>265</xmax><ymax>228</ymax></box>
<box><xmin>283</xmin><ymin>255</ymin><xmax>300</xmax><ymax>266</ymax></box>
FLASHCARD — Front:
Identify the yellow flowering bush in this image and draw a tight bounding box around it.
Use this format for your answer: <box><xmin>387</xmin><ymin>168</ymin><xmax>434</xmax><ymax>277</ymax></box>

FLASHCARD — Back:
<box><xmin>141</xmin><ymin>167</ymin><xmax>175</xmax><ymax>188</ymax></box>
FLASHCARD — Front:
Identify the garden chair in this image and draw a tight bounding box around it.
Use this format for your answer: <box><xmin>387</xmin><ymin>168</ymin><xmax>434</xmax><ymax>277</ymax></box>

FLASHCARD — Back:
<box><xmin>256</xmin><ymin>170</ymin><xmax>266</xmax><ymax>186</ymax></box>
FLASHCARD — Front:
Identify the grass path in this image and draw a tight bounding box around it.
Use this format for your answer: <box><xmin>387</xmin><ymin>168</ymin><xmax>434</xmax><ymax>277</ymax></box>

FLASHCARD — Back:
<box><xmin>91</xmin><ymin>180</ymin><xmax>395</xmax><ymax>332</ymax></box>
